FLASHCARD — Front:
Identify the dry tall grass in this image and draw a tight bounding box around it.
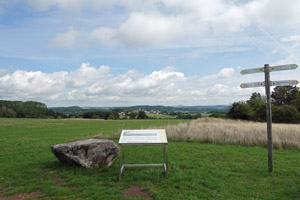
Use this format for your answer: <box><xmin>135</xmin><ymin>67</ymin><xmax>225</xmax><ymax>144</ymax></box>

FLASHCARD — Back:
<box><xmin>161</xmin><ymin>118</ymin><xmax>300</xmax><ymax>149</ymax></box>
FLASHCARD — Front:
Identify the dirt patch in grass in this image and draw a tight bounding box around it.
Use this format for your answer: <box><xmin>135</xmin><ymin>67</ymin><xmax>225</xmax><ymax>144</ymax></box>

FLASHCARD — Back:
<box><xmin>123</xmin><ymin>185</ymin><xmax>153</xmax><ymax>200</ymax></box>
<box><xmin>0</xmin><ymin>191</ymin><xmax>40</xmax><ymax>200</ymax></box>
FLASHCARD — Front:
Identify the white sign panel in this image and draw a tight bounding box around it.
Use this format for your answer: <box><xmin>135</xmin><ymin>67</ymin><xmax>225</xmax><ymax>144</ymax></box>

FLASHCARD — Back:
<box><xmin>240</xmin><ymin>80</ymin><xmax>299</xmax><ymax>88</ymax></box>
<box><xmin>270</xmin><ymin>64</ymin><xmax>298</xmax><ymax>72</ymax></box>
<box><xmin>240</xmin><ymin>64</ymin><xmax>298</xmax><ymax>75</ymax></box>
<box><xmin>240</xmin><ymin>67</ymin><xmax>264</xmax><ymax>75</ymax></box>
<box><xmin>119</xmin><ymin>129</ymin><xmax>167</xmax><ymax>144</ymax></box>
<box><xmin>240</xmin><ymin>81</ymin><xmax>265</xmax><ymax>88</ymax></box>
<box><xmin>270</xmin><ymin>80</ymin><xmax>299</xmax><ymax>86</ymax></box>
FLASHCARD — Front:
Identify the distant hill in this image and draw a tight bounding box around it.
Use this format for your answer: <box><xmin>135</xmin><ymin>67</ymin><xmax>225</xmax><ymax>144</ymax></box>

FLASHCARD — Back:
<box><xmin>112</xmin><ymin>105</ymin><xmax>229</xmax><ymax>113</ymax></box>
<box><xmin>49</xmin><ymin>106</ymin><xmax>109</xmax><ymax>115</ymax></box>
<box><xmin>49</xmin><ymin>105</ymin><xmax>229</xmax><ymax>115</ymax></box>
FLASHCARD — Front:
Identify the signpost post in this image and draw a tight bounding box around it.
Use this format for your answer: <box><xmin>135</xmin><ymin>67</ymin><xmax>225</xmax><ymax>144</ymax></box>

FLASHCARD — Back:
<box><xmin>240</xmin><ymin>64</ymin><xmax>298</xmax><ymax>172</ymax></box>
<box><xmin>264</xmin><ymin>64</ymin><xmax>273</xmax><ymax>172</ymax></box>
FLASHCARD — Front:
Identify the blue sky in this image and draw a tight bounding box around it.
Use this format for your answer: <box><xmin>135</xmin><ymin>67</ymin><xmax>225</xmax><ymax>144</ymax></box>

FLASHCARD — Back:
<box><xmin>0</xmin><ymin>0</ymin><xmax>300</xmax><ymax>107</ymax></box>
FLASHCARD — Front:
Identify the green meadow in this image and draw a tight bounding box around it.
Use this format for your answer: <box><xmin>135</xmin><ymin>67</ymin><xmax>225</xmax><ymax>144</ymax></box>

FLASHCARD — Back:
<box><xmin>0</xmin><ymin>118</ymin><xmax>300</xmax><ymax>199</ymax></box>
<box><xmin>146</xmin><ymin>113</ymin><xmax>177</xmax><ymax>119</ymax></box>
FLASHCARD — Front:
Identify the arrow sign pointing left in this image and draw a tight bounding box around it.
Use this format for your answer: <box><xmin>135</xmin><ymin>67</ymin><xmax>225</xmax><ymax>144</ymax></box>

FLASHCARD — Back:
<box><xmin>240</xmin><ymin>81</ymin><xmax>265</xmax><ymax>88</ymax></box>
<box><xmin>240</xmin><ymin>80</ymin><xmax>299</xmax><ymax>88</ymax></box>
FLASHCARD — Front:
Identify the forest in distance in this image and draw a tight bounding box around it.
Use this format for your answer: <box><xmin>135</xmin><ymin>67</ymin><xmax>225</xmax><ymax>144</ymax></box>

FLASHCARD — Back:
<box><xmin>49</xmin><ymin>104</ymin><xmax>229</xmax><ymax>115</ymax></box>
<box><xmin>0</xmin><ymin>100</ymin><xmax>227</xmax><ymax>119</ymax></box>
<box><xmin>1</xmin><ymin>85</ymin><xmax>300</xmax><ymax>123</ymax></box>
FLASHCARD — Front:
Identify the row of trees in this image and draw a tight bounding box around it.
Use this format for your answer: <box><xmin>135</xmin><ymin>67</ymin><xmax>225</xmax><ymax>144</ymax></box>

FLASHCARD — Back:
<box><xmin>0</xmin><ymin>100</ymin><xmax>204</xmax><ymax>120</ymax></box>
<box><xmin>0</xmin><ymin>100</ymin><xmax>153</xmax><ymax>120</ymax></box>
<box><xmin>227</xmin><ymin>86</ymin><xmax>300</xmax><ymax>123</ymax></box>
<box><xmin>0</xmin><ymin>100</ymin><xmax>65</xmax><ymax>118</ymax></box>
<box><xmin>82</xmin><ymin>110</ymin><xmax>149</xmax><ymax>120</ymax></box>
<box><xmin>176</xmin><ymin>112</ymin><xmax>202</xmax><ymax>119</ymax></box>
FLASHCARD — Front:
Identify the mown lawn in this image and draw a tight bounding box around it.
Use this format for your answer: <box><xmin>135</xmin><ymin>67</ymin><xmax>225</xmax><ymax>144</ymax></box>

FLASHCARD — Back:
<box><xmin>146</xmin><ymin>113</ymin><xmax>177</xmax><ymax>119</ymax></box>
<box><xmin>0</xmin><ymin>118</ymin><xmax>299</xmax><ymax>199</ymax></box>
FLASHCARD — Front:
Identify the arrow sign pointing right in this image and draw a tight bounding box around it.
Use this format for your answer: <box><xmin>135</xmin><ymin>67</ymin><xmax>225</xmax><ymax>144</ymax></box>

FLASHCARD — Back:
<box><xmin>240</xmin><ymin>64</ymin><xmax>298</xmax><ymax>75</ymax></box>
<box><xmin>270</xmin><ymin>80</ymin><xmax>299</xmax><ymax>86</ymax></box>
<box><xmin>240</xmin><ymin>80</ymin><xmax>299</xmax><ymax>88</ymax></box>
<box><xmin>270</xmin><ymin>64</ymin><xmax>298</xmax><ymax>72</ymax></box>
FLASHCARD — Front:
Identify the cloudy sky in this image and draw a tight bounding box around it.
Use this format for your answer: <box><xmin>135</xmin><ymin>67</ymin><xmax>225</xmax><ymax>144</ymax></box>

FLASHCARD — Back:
<box><xmin>0</xmin><ymin>0</ymin><xmax>300</xmax><ymax>107</ymax></box>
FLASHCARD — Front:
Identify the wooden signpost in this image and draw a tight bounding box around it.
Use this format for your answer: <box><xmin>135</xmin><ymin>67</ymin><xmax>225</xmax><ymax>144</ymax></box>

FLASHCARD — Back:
<box><xmin>240</xmin><ymin>64</ymin><xmax>299</xmax><ymax>172</ymax></box>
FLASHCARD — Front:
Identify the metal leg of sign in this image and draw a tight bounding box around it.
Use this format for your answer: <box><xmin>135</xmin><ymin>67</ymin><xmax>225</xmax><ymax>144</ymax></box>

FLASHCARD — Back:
<box><xmin>122</xmin><ymin>144</ymin><xmax>125</xmax><ymax>166</ymax></box>
<box><xmin>118</xmin><ymin>145</ymin><xmax>125</xmax><ymax>181</ymax></box>
<box><xmin>119</xmin><ymin>144</ymin><xmax>168</xmax><ymax>180</ymax></box>
<box><xmin>164</xmin><ymin>144</ymin><xmax>168</xmax><ymax>177</ymax></box>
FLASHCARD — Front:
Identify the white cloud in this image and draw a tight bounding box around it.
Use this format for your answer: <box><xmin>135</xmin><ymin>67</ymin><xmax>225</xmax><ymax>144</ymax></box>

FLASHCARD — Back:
<box><xmin>273</xmin><ymin>54</ymin><xmax>300</xmax><ymax>66</ymax></box>
<box><xmin>246</xmin><ymin>0</ymin><xmax>300</xmax><ymax>27</ymax></box>
<box><xmin>281</xmin><ymin>35</ymin><xmax>300</xmax><ymax>42</ymax></box>
<box><xmin>87</xmin><ymin>0</ymin><xmax>300</xmax><ymax>48</ymax></box>
<box><xmin>0</xmin><ymin>63</ymin><xmax>256</xmax><ymax>106</ymax></box>
<box><xmin>88</xmin><ymin>1</ymin><xmax>249</xmax><ymax>47</ymax></box>
<box><xmin>38</xmin><ymin>0</ymin><xmax>300</xmax><ymax>49</ymax></box>
<box><xmin>0</xmin><ymin>68</ymin><xmax>8</xmax><ymax>76</ymax></box>
<box><xmin>25</xmin><ymin>0</ymin><xmax>158</xmax><ymax>12</ymax></box>
<box><xmin>66</xmin><ymin>62</ymin><xmax>110</xmax><ymax>88</ymax></box>
<box><xmin>1</xmin><ymin>61</ymin><xmax>299</xmax><ymax>106</ymax></box>
<box><xmin>50</xmin><ymin>27</ymin><xmax>81</xmax><ymax>48</ymax></box>
<box><xmin>26</xmin><ymin>0</ymin><xmax>115</xmax><ymax>11</ymax></box>
<box><xmin>0</xmin><ymin>70</ymin><xmax>68</xmax><ymax>99</ymax></box>
<box><xmin>200</xmin><ymin>68</ymin><xmax>235</xmax><ymax>81</ymax></box>
<box><xmin>90</xmin><ymin>12</ymin><xmax>181</xmax><ymax>47</ymax></box>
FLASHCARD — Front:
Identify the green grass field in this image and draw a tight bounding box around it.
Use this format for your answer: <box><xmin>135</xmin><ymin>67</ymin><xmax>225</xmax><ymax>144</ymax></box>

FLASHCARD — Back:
<box><xmin>0</xmin><ymin>118</ymin><xmax>300</xmax><ymax>199</ymax></box>
<box><xmin>146</xmin><ymin>113</ymin><xmax>177</xmax><ymax>119</ymax></box>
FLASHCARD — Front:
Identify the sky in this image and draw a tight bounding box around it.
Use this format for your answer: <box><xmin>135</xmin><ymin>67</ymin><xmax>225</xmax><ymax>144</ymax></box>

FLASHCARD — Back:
<box><xmin>0</xmin><ymin>0</ymin><xmax>300</xmax><ymax>107</ymax></box>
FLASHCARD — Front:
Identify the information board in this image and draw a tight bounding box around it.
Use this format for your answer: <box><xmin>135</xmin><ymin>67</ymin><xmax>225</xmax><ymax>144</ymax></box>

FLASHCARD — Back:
<box><xmin>119</xmin><ymin>129</ymin><xmax>167</xmax><ymax>144</ymax></box>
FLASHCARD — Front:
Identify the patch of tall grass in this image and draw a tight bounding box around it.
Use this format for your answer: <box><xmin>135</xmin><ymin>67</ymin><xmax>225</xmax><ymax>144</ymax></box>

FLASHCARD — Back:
<box><xmin>162</xmin><ymin>118</ymin><xmax>300</xmax><ymax>149</ymax></box>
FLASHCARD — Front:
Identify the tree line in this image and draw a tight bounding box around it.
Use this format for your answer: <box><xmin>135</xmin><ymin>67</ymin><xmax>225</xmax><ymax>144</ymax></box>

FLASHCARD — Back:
<box><xmin>0</xmin><ymin>101</ymin><xmax>153</xmax><ymax>120</ymax></box>
<box><xmin>82</xmin><ymin>110</ymin><xmax>155</xmax><ymax>119</ymax></box>
<box><xmin>227</xmin><ymin>86</ymin><xmax>300</xmax><ymax>123</ymax></box>
<box><xmin>0</xmin><ymin>100</ymin><xmax>65</xmax><ymax>118</ymax></box>
<box><xmin>0</xmin><ymin>100</ymin><xmax>203</xmax><ymax>120</ymax></box>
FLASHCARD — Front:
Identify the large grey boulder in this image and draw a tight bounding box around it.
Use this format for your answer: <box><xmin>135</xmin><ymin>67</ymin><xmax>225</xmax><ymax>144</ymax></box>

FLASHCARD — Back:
<box><xmin>51</xmin><ymin>139</ymin><xmax>118</xmax><ymax>168</ymax></box>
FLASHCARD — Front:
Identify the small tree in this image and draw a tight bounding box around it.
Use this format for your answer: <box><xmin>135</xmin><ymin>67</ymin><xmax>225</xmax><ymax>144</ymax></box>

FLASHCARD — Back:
<box><xmin>227</xmin><ymin>101</ymin><xmax>253</xmax><ymax>120</ymax></box>
<box><xmin>247</xmin><ymin>93</ymin><xmax>266</xmax><ymax>122</ymax></box>
<box><xmin>271</xmin><ymin>86</ymin><xmax>299</xmax><ymax>106</ymax></box>
<box><xmin>108</xmin><ymin>111</ymin><xmax>119</xmax><ymax>120</ymax></box>
<box><xmin>193</xmin><ymin>113</ymin><xmax>202</xmax><ymax>119</ymax></box>
<box><xmin>137</xmin><ymin>111</ymin><xmax>148</xmax><ymax>119</ymax></box>
<box><xmin>272</xmin><ymin>105</ymin><xmax>300</xmax><ymax>123</ymax></box>
<box><xmin>129</xmin><ymin>112</ymin><xmax>137</xmax><ymax>119</ymax></box>
<box><xmin>291</xmin><ymin>92</ymin><xmax>300</xmax><ymax>112</ymax></box>
<box><xmin>6</xmin><ymin>108</ymin><xmax>17</xmax><ymax>118</ymax></box>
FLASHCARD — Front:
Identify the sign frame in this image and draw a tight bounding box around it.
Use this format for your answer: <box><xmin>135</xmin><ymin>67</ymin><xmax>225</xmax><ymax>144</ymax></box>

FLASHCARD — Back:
<box><xmin>119</xmin><ymin>129</ymin><xmax>168</xmax><ymax>144</ymax></box>
<box><xmin>118</xmin><ymin>129</ymin><xmax>168</xmax><ymax>181</ymax></box>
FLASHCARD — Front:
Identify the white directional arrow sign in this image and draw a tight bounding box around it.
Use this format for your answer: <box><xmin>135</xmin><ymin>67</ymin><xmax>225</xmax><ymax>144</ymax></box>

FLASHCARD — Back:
<box><xmin>240</xmin><ymin>80</ymin><xmax>299</xmax><ymax>88</ymax></box>
<box><xmin>240</xmin><ymin>81</ymin><xmax>265</xmax><ymax>88</ymax></box>
<box><xmin>270</xmin><ymin>80</ymin><xmax>299</xmax><ymax>87</ymax></box>
<box><xmin>240</xmin><ymin>64</ymin><xmax>298</xmax><ymax>75</ymax></box>
<box><xmin>240</xmin><ymin>67</ymin><xmax>264</xmax><ymax>75</ymax></box>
